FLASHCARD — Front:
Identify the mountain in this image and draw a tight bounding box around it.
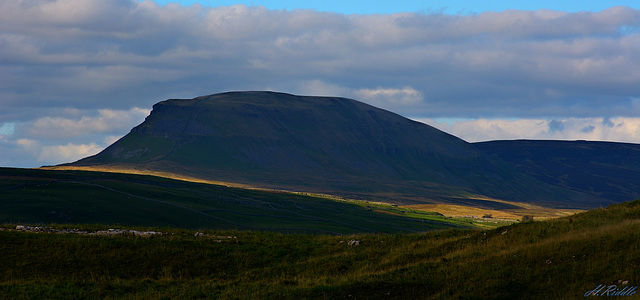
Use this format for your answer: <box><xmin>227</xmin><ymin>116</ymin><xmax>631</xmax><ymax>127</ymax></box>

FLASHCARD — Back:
<box><xmin>474</xmin><ymin>140</ymin><xmax>640</xmax><ymax>203</ymax></box>
<box><xmin>66</xmin><ymin>91</ymin><xmax>605</xmax><ymax>208</ymax></box>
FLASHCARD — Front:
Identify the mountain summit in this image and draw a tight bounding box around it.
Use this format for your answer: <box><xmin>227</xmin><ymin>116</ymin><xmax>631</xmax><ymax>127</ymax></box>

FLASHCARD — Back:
<box><xmin>69</xmin><ymin>91</ymin><xmax>604</xmax><ymax>207</ymax></box>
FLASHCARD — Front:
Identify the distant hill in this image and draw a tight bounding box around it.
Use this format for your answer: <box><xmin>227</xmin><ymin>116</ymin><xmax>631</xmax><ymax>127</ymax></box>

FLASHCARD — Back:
<box><xmin>474</xmin><ymin>140</ymin><xmax>640</xmax><ymax>203</ymax></box>
<box><xmin>66</xmin><ymin>91</ymin><xmax>605</xmax><ymax>208</ymax></box>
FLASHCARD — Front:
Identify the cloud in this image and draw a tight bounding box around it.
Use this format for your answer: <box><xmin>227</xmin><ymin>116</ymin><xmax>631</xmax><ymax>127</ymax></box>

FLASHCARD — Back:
<box><xmin>292</xmin><ymin>80</ymin><xmax>351</xmax><ymax>97</ymax></box>
<box><xmin>0</xmin><ymin>137</ymin><xmax>104</xmax><ymax>167</ymax></box>
<box><xmin>2</xmin><ymin>1</ymin><xmax>640</xmax><ymax>166</ymax></box>
<box><xmin>548</xmin><ymin>119</ymin><xmax>565</xmax><ymax>132</ymax></box>
<box><xmin>353</xmin><ymin>87</ymin><xmax>423</xmax><ymax>107</ymax></box>
<box><xmin>418</xmin><ymin>117</ymin><xmax>640</xmax><ymax>143</ymax></box>
<box><xmin>2</xmin><ymin>2</ymin><xmax>640</xmax><ymax>118</ymax></box>
<box><xmin>0</xmin><ymin>138</ymin><xmax>41</xmax><ymax>167</ymax></box>
<box><xmin>25</xmin><ymin>107</ymin><xmax>150</xmax><ymax>140</ymax></box>
<box><xmin>291</xmin><ymin>81</ymin><xmax>423</xmax><ymax>111</ymax></box>
<box><xmin>15</xmin><ymin>138</ymin><xmax>39</xmax><ymax>150</ymax></box>
<box><xmin>37</xmin><ymin>143</ymin><xmax>103</xmax><ymax>165</ymax></box>
<box><xmin>0</xmin><ymin>107</ymin><xmax>148</xmax><ymax>167</ymax></box>
<box><xmin>581</xmin><ymin>125</ymin><xmax>595</xmax><ymax>133</ymax></box>
<box><xmin>602</xmin><ymin>117</ymin><xmax>615</xmax><ymax>127</ymax></box>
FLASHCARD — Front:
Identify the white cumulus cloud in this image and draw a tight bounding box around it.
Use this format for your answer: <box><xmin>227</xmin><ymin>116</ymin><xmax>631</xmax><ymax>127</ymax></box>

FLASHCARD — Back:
<box><xmin>37</xmin><ymin>143</ymin><xmax>103</xmax><ymax>165</ymax></box>
<box><xmin>353</xmin><ymin>87</ymin><xmax>423</xmax><ymax>107</ymax></box>
<box><xmin>26</xmin><ymin>107</ymin><xmax>150</xmax><ymax>140</ymax></box>
<box><xmin>418</xmin><ymin>117</ymin><xmax>640</xmax><ymax>143</ymax></box>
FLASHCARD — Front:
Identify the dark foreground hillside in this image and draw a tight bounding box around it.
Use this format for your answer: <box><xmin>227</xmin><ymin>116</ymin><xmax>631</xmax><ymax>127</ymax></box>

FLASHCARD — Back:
<box><xmin>0</xmin><ymin>167</ymin><xmax>473</xmax><ymax>234</ymax></box>
<box><xmin>2</xmin><ymin>200</ymin><xmax>639</xmax><ymax>299</ymax></box>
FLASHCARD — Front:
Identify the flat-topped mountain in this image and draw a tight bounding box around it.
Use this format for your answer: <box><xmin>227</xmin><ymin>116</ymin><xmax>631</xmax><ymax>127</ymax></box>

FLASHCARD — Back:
<box><xmin>474</xmin><ymin>140</ymin><xmax>640</xmax><ymax>203</ymax></box>
<box><xmin>67</xmin><ymin>91</ymin><xmax>605</xmax><ymax>208</ymax></box>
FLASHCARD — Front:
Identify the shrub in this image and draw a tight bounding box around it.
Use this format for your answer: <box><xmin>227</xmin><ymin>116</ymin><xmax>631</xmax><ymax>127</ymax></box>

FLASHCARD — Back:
<box><xmin>521</xmin><ymin>215</ymin><xmax>534</xmax><ymax>222</ymax></box>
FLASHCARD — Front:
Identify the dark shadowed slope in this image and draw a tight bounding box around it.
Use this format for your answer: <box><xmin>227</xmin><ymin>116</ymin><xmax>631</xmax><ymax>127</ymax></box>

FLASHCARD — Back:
<box><xmin>67</xmin><ymin>91</ymin><xmax>605</xmax><ymax>208</ymax></box>
<box><xmin>474</xmin><ymin>140</ymin><xmax>640</xmax><ymax>203</ymax></box>
<box><xmin>0</xmin><ymin>167</ymin><xmax>472</xmax><ymax>233</ymax></box>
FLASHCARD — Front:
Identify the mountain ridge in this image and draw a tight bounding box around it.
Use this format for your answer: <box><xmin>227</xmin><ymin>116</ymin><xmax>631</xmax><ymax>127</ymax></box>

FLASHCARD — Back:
<box><xmin>474</xmin><ymin>139</ymin><xmax>640</xmax><ymax>203</ymax></box>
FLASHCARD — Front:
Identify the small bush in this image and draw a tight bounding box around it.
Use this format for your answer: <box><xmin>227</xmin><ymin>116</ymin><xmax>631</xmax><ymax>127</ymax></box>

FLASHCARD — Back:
<box><xmin>521</xmin><ymin>215</ymin><xmax>534</xmax><ymax>222</ymax></box>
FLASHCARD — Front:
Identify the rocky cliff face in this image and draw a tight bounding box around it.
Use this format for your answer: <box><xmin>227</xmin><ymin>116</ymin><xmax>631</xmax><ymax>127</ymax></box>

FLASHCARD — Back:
<box><xmin>69</xmin><ymin>91</ymin><xmax>606</xmax><ymax>207</ymax></box>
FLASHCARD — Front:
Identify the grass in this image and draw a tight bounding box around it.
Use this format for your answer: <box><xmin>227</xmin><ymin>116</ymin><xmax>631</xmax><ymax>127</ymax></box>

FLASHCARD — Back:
<box><xmin>1</xmin><ymin>167</ymin><xmax>479</xmax><ymax>234</ymax></box>
<box><xmin>37</xmin><ymin>166</ymin><xmax>574</xmax><ymax>227</ymax></box>
<box><xmin>406</xmin><ymin>200</ymin><xmax>583</xmax><ymax>221</ymax></box>
<box><xmin>2</xmin><ymin>199</ymin><xmax>640</xmax><ymax>299</ymax></box>
<box><xmin>3</xmin><ymin>166</ymin><xmax>637</xmax><ymax>298</ymax></box>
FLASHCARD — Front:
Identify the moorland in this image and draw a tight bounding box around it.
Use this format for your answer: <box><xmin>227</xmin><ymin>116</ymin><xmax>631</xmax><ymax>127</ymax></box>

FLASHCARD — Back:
<box><xmin>3</xmin><ymin>91</ymin><xmax>640</xmax><ymax>299</ymax></box>
<box><xmin>2</xmin><ymin>198</ymin><xmax>639</xmax><ymax>299</ymax></box>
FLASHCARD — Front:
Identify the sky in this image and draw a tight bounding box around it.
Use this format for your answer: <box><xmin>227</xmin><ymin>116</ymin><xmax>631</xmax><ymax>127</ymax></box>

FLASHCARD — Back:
<box><xmin>1</xmin><ymin>0</ymin><xmax>640</xmax><ymax>167</ymax></box>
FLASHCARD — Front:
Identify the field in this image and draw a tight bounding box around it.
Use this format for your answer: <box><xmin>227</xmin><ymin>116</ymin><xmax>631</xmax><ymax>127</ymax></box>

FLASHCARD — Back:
<box><xmin>406</xmin><ymin>201</ymin><xmax>584</xmax><ymax>221</ymax></box>
<box><xmin>1</xmin><ymin>199</ymin><xmax>640</xmax><ymax>299</ymax></box>
<box><xmin>3</xmin><ymin>167</ymin><xmax>638</xmax><ymax>298</ymax></box>
<box><xmin>0</xmin><ymin>167</ymin><xmax>485</xmax><ymax>234</ymax></box>
<box><xmin>41</xmin><ymin>166</ymin><xmax>576</xmax><ymax>224</ymax></box>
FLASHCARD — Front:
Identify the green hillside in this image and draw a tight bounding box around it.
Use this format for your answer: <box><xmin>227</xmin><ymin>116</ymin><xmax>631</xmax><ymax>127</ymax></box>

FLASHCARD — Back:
<box><xmin>0</xmin><ymin>167</ymin><xmax>477</xmax><ymax>234</ymax></box>
<box><xmin>2</xmin><ymin>199</ymin><xmax>639</xmax><ymax>299</ymax></box>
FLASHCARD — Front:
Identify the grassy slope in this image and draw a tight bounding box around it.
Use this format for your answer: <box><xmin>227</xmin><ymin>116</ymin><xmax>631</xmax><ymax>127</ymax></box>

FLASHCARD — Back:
<box><xmin>1</xmin><ymin>200</ymin><xmax>639</xmax><ymax>299</ymax></box>
<box><xmin>0</xmin><ymin>167</ymin><xmax>475</xmax><ymax>234</ymax></box>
